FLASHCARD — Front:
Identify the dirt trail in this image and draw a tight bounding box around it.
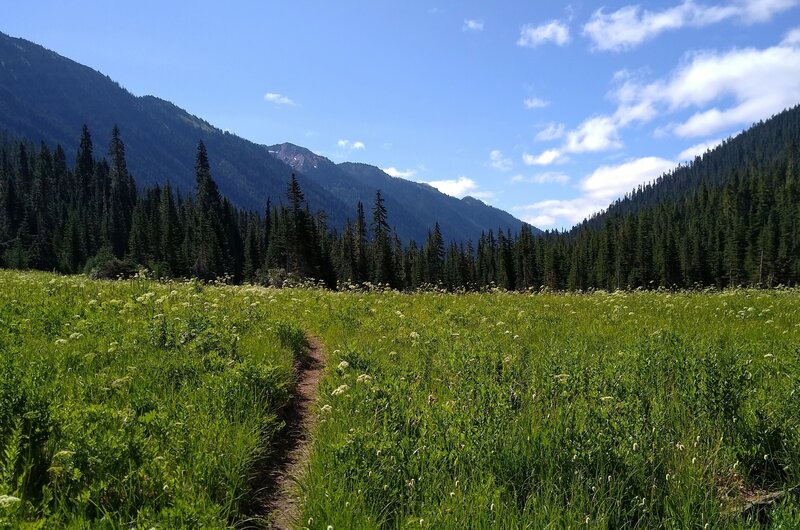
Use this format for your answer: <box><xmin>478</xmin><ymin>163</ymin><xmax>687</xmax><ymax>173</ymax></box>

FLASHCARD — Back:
<box><xmin>261</xmin><ymin>335</ymin><xmax>327</xmax><ymax>529</ymax></box>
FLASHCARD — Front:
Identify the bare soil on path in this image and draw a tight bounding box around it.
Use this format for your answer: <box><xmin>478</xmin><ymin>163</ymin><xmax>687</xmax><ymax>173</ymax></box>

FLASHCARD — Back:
<box><xmin>257</xmin><ymin>335</ymin><xmax>327</xmax><ymax>529</ymax></box>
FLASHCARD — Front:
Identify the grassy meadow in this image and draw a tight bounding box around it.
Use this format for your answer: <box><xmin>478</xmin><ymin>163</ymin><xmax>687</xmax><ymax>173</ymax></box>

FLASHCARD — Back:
<box><xmin>0</xmin><ymin>271</ymin><xmax>306</xmax><ymax>528</ymax></box>
<box><xmin>1</xmin><ymin>270</ymin><xmax>800</xmax><ymax>528</ymax></box>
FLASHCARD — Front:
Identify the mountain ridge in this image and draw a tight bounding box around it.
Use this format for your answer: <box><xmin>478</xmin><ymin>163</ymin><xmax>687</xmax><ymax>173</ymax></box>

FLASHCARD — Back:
<box><xmin>0</xmin><ymin>31</ymin><xmax>529</xmax><ymax>243</ymax></box>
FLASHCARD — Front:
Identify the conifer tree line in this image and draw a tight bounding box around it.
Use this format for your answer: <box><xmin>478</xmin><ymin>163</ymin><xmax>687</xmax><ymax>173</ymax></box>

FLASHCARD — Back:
<box><xmin>0</xmin><ymin>124</ymin><xmax>798</xmax><ymax>290</ymax></box>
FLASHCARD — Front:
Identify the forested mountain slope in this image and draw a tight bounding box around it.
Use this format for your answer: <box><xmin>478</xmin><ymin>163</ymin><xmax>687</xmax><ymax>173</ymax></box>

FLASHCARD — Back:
<box><xmin>0</xmin><ymin>31</ymin><xmax>526</xmax><ymax>243</ymax></box>
<box><xmin>560</xmin><ymin>105</ymin><xmax>800</xmax><ymax>289</ymax></box>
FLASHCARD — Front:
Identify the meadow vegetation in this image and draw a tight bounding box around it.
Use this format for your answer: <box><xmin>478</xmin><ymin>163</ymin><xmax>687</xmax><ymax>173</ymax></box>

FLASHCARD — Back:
<box><xmin>1</xmin><ymin>270</ymin><xmax>799</xmax><ymax>528</ymax></box>
<box><xmin>0</xmin><ymin>270</ymin><xmax>305</xmax><ymax>528</ymax></box>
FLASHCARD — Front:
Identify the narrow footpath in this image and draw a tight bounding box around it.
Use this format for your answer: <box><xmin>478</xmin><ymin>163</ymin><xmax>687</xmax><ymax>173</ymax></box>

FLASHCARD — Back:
<box><xmin>262</xmin><ymin>336</ymin><xmax>327</xmax><ymax>529</ymax></box>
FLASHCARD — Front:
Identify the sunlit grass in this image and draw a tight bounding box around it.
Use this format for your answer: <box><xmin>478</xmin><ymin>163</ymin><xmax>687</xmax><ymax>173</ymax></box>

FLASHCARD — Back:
<box><xmin>0</xmin><ymin>270</ymin><xmax>301</xmax><ymax>528</ymax></box>
<box><xmin>1</xmin><ymin>271</ymin><xmax>799</xmax><ymax>528</ymax></box>
<box><xmin>290</xmin><ymin>288</ymin><xmax>800</xmax><ymax>529</ymax></box>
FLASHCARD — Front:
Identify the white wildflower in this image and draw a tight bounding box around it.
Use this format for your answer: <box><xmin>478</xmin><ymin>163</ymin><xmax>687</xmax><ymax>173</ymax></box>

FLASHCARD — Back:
<box><xmin>332</xmin><ymin>384</ymin><xmax>349</xmax><ymax>396</ymax></box>
<box><xmin>0</xmin><ymin>495</ymin><xmax>21</xmax><ymax>507</ymax></box>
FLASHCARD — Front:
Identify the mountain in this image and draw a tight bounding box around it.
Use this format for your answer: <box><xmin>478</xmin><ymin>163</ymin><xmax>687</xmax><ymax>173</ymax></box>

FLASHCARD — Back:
<box><xmin>0</xmin><ymin>31</ymin><xmax>528</xmax><ymax>243</ymax></box>
<box><xmin>268</xmin><ymin>143</ymin><xmax>529</xmax><ymax>242</ymax></box>
<box><xmin>578</xmin><ymin>104</ymin><xmax>800</xmax><ymax>230</ymax></box>
<box><xmin>558</xmin><ymin>104</ymin><xmax>800</xmax><ymax>289</ymax></box>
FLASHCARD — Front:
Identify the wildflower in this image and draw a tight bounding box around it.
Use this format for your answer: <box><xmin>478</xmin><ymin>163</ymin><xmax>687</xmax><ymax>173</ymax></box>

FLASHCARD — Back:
<box><xmin>320</xmin><ymin>404</ymin><xmax>332</xmax><ymax>413</ymax></box>
<box><xmin>337</xmin><ymin>360</ymin><xmax>349</xmax><ymax>371</ymax></box>
<box><xmin>69</xmin><ymin>332</ymin><xmax>83</xmax><ymax>340</ymax></box>
<box><xmin>409</xmin><ymin>331</ymin><xmax>420</xmax><ymax>339</ymax></box>
<box><xmin>55</xmin><ymin>339</ymin><xmax>68</xmax><ymax>345</ymax></box>
<box><xmin>0</xmin><ymin>495</ymin><xmax>21</xmax><ymax>507</ymax></box>
<box><xmin>632</xmin><ymin>442</ymin><xmax>639</xmax><ymax>451</ymax></box>
<box><xmin>357</xmin><ymin>374</ymin><xmax>372</xmax><ymax>383</ymax></box>
<box><xmin>332</xmin><ymin>384</ymin><xmax>349</xmax><ymax>396</ymax></box>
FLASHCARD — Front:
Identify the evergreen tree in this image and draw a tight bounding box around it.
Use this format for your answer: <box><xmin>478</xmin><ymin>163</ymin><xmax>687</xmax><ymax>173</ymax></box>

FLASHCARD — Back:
<box><xmin>191</xmin><ymin>141</ymin><xmax>225</xmax><ymax>279</ymax></box>
<box><xmin>371</xmin><ymin>190</ymin><xmax>393</xmax><ymax>286</ymax></box>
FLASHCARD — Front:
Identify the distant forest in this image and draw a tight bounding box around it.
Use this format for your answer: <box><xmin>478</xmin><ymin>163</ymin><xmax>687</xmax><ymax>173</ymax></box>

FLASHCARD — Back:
<box><xmin>0</xmin><ymin>112</ymin><xmax>798</xmax><ymax>290</ymax></box>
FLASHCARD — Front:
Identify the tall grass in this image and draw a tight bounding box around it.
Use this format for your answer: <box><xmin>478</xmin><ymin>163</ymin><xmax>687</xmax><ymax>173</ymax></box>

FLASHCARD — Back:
<box><xmin>0</xmin><ymin>271</ymin><xmax>302</xmax><ymax>528</ymax></box>
<box><xmin>287</xmin><ymin>288</ymin><xmax>800</xmax><ymax>529</ymax></box>
<box><xmin>2</xmin><ymin>271</ymin><xmax>799</xmax><ymax>528</ymax></box>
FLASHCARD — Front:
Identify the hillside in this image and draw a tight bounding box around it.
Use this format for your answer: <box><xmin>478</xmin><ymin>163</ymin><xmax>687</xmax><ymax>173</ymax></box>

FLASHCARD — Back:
<box><xmin>0</xmin><ymin>31</ymin><xmax>527</xmax><ymax>243</ymax></box>
<box><xmin>580</xmin><ymin>104</ymin><xmax>800</xmax><ymax>229</ymax></box>
<box><xmin>559</xmin><ymin>105</ymin><xmax>800</xmax><ymax>289</ymax></box>
<box><xmin>269</xmin><ymin>143</ymin><xmax>529</xmax><ymax>242</ymax></box>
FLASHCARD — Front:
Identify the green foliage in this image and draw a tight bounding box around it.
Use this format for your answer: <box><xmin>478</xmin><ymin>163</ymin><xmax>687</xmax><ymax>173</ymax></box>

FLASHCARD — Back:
<box><xmin>2</xmin><ymin>271</ymin><xmax>800</xmax><ymax>527</ymax></box>
<box><xmin>0</xmin><ymin>270</ymin><xmax>301</xmax><ymax>528</ymax></box>
<box><xmin>273</xmin><ymin>287</ymin><xmax>800</xmax><ymax>529</ymax></box>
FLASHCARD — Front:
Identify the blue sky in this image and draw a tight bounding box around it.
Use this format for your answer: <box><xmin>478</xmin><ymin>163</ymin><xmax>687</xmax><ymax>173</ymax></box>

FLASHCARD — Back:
<box><xmin>4</xmin><ymin>1</ymin><xmax>800</xmax><ymax>229</ymax></box>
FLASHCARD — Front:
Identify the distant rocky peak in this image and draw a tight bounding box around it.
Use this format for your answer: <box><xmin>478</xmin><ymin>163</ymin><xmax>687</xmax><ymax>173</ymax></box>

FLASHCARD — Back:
<box><xmin>267</xmin><ymin>143</ymin><xmax>330</xmax><ymax>173</ymax></box>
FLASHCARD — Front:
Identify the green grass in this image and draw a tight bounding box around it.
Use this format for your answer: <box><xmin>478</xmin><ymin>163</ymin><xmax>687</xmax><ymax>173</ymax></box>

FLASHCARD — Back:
<box><xmin>0</xmin><ymin>271</ymin><xmax>304</xmax><ymax>528</ymax></box>
<box><xmin>1</xmin><ymin>271</ymin><xmax>800</xmax><ymax>528</ymax></box>
<box><xmin>288</xmin><ymin>288</ymin><xmax>800</xmax><ymax>529</ymax></box>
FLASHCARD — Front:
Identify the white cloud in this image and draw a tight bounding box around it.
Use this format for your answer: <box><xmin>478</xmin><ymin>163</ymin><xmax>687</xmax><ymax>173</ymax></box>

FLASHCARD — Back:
<box><xmin>517</xmin><ymin>20</ymin><xmax>570</xmax><ymax>47</ymax></box>
<box><xmin>489</xmin><ymin>150</ymin><xmax>513</xmax><ymax>171</ymax></box>
<box><xmin>512</xmin><ymin>172</ymin><xmax>571</xmax><ymax>184</ymax></box>
<box><xmin>426</xmin><ymin>176</ymin><xmax>480</xmax><ymax>198</ymax></box>
<box><xmin>744</xmin><ymin>0</ymin><xmax>799</xmax><ymax>21</ymax></box>
<box><xmin>526</xmin><ymin>215</ymin><xmax>557</xmax><ymax>227</ymax></box>
<box><xmin>463</xmin><ymin>19</ymin><xmax>484</xmax><ymax>31</ymax></box>
<box><xmin>264</xmin><ymin>92</ymin><xmax>295</xmax><ymax>106</ymax></box>
<box><xmin>523</xmin><ymin>149</ymin><xmax>565</xmax><ymax>166</ymax></box>
<box><xmin>382</xmin><ymin>167</ymin><xmax>417</xmax><ymax>178</ymax></box>
<box><xmin>613</xmin><ymin>41</ymin><xmax>800</xmax><ymax>137</ymax></box>
<box><xmin>513</xmin><ymin>156</ymin><xmax>678</xmax><ymax>228</ymax></box>
<box><xmin>565</xmin><ymin>116</ymin><xmax>623</xmax><ymax>153</ymax></box>
<box><xmin>515</xmin><ymin>198</ymin><xmax>609</xmax><ymax>226</ymax></box>
<box><xmin>471</xmin><ymin>191</ymin><xmax>496</xmax><ymax>202</ymax></box>
<box><xmin>337</xmin><ymin>139</ymin><xmax>366</xmax><ymax>150</ymax></box>
<box><xmin>581</xmin><ymin>156</ymin><xmax>675</xmax><ymax>200</ymax></box>
<box><xmin>524</xmin><ymin>97</ymin><xmax>550</xmax><ymax>109</ymax></box>
<box><xmin>677</xmin><ymin>138</ymin><xmax>723</xmax><ymax>160</ymax></box>
<box><xmin>583</xmin><ymin>0</ymin><xmax>798</xmax><ymax>52</ymax></box>
<box><xmin>527</xmin><ymin>115</ymin><xmax>626</xmax><ymax>169</ymax></box>
<box><xmin>783</xmin><ymin>26</ymin><xmax>800</xmax><ymax>46</ymax></box>
<box><xmin>535</xmin><ymin>123</ymin><xmax>566</xmax><ymax>141</ymax></box>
